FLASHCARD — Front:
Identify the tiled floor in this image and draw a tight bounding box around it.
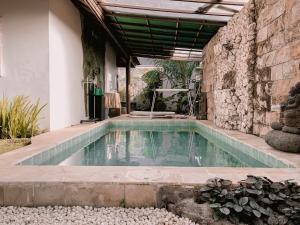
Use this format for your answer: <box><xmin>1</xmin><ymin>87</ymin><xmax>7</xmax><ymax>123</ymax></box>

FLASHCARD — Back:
<box><xmin>0</xmin><ymin>117</ymin><xmax>299</xmax><ymax>207</ymax></box>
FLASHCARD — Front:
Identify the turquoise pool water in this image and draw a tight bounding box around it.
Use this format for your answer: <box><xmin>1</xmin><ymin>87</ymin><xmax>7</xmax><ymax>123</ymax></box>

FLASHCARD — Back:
<box><xmin>58</xmin><ymin>130</ymin><xmax>268</xmax><ymax>167</ymax></box>
<box><xmin>19</xmin><ymin>121</ymin><xmax>291</xmax><ymax>168</ymax></box>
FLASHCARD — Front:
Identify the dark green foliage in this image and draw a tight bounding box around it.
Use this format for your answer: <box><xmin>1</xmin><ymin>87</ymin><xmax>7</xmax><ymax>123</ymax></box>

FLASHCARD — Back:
<box><xmin>194</xmin><ymin>176</ymin><xmax>300</xmax><ymax>225</ymax></box>
<box><xmin>137</xmin><ymin>70</ymin><xmax>167</xmax><ymax>111</ymax></box>
<box><xmin>80</xmin><ymin>12</ymin><xmax>106</xmax><ymax>114</ymax></box>
<box><xmin>154</xmin><ymin>60</ymin><xmax>198</xmax><ymax>88</ymax></box>
<box><xmin>137</xmin><ymin>60</ymin><xmax>198</xmax><ymax>113</ymax></box>
<box><xmin>142</xmin><ymin>70</ymin><xmax>162</xmax><ymax>89</ymax></box>
<box><xmin>81</xmin><ymin>14</ymin><xmax>105</xmax><ymax>83</ymax></box>
<box><xmin>154</xmin><ymin>60</ymin><xmax>198</xmax><ymax>113</ymax></box>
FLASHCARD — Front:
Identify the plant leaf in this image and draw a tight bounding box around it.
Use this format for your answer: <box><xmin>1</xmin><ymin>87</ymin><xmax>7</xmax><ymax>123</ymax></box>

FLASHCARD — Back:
<box><xmin>277</xmin><ymin>216</ymin><xmax>288</xmax><ymax>225</ymax></box>
<box><xmin>243</xmin><ymin>206</ymin><xmax>252</xmax><ymax>212</ymax></box>
<box><xmin>268</xmin><ymin>216</ymin><xmax>279</xmax><ymax>225</ymax></box>
<box><xmin>271</xmin><ymin>182</ymin><xmax>285</xmax><ymax>190</ymax></box>
<box><xmin>209</xmin><ymin>203</ymin><xmax>221</xmax><ymax>208</ymax></box>
<box><xmin>239</xmin><ymin>197</ymin><xmax>249</xmax><ymax>206</ymax></box>
<box><xmin>224</xmin><ymin>202</ymin><xmax>234</xmax><ymax>208</ymax></box>
<box><xmin>219</xmin><ymin>207</ymin><xmax>230</xmax><ymax>215</ymax></box>
<box><xmin>254</xmin><ymin>219</ymin><xmax>264</xmax><ymax>225</ymax></box>
<box><xmin>253</xmin><ymin>210</ymin><xmax>261</xmax><ymax>218</ymax></box>
<box><xmin>245</xmin><ymin>176</ymin><xmax>258</xmax><ymax>184</ymax></box>
<box><xmin>229</xmin><ymin>214</ymin><xmax>239</xmax><ymax>224</ymax></box>
<box><xmin>261</xmin><ymin>198</ymin><xmax>273</xmax><ymax>204</ymax></box>
<box><xmin>250</xmin><ymin>200</ymin><xmax>259</xmax><ymax>209</ymax></box>
<box><xmin>269</xmin><ymin>193</ymin><xmax>284</xmax><ymax>201</ymax></box>
<box><xmin>221</xmin><ymin>180</ymin><xmax>232</xmax><ymax>187</ymax></box>
<box><xmin>220</xmin><ymin>189</ymin><xmax>228</xmax><ymax>196</ymax></box>
<box><xmin>246</xmin><ymin>189</ymin><xmax>262</xmax><ymax>195</ymax></box>
<box><xmin>233</xmin><ymin>204</ymin><xmax>243</xmax><ymax>213</ymax></box>
<box><xmin>278</xmin><ymin>192</ymin><xmax>287</xmax><ymax>199</ymax></box>
<box><xmin>258</xmin><ymin>206</ymin><xmax>270</xmax><ymax>216</ymax></box>
<box><xmin>199</xmin><ymin>186</ymin><xmax>213</xmax><ymax>192</ymax></box>
<box><xmin>291</xmin><ymin>193</ymin><xmax>300</xmax><ymax>200</ymax></box>
<box><xmin>201</xmin><ymin>192</ymin><xmax>211</xmax><ymax>199</ymax></box>
<box><xmin>255</xmin><ymin>180</ymin><xmax>263</xmax><ymax>189</ymax></box>
<box><xmin>285</xmin><ymin>199</ymin><xmax>300</xmax><ymax>207</ymax></box>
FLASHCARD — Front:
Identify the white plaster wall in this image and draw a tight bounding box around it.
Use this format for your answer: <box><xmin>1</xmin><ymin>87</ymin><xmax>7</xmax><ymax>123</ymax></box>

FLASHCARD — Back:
<box><xmin>49</xmin><ymin>0</ymin><xmax>85</xmax><ymax>130</ymax></box>
<box><xmin>0</xmin><ymin>0</ymin><xmax>50</xmax><ymax>129</ymax></box>
<box><xmin>105</xmin><ymin>41</ymin><xmax>118</xmax><ymax>92</ymax></box>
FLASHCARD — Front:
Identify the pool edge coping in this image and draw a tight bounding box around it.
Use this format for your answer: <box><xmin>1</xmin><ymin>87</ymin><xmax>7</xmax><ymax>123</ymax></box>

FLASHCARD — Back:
<box><xmin>0</xmin><ymin>118</ymin><xmax>298</xmax><ymax>184</ymax></box>
<box><xmin>12</xmin><ymin>118</ymin><xmax>297</xmax><ymax>168</ymax></box>
<box><xmin>0</xmin><ymin>118</ymin><xmax>299</xmax><ymax>206</ymax></box>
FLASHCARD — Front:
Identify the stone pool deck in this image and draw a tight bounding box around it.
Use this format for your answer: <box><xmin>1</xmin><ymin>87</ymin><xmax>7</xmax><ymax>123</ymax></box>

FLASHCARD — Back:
<box><xmin>0</xmin><ymin>117</ymin><xmax>299</xmax><ymax>207</ymax></box>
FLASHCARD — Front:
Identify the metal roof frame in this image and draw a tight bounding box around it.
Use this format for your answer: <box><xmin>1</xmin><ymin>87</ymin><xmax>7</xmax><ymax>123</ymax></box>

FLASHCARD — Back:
<box><xmin>79</xmin><ymin>0</ymin><xmax>247</xmax><ymax>61</ymax></box>
<box><xmin>100</xmin><ymin>2</ymin><xmax>234</xmax><ymax>17</ymax></box>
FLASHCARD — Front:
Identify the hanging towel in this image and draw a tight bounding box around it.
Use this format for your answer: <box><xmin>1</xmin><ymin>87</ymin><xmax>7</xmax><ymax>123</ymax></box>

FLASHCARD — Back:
<box><xmin>105</xmin><ymin>92</ymin><xmax>121</xmax><ymax>108</ymax></box>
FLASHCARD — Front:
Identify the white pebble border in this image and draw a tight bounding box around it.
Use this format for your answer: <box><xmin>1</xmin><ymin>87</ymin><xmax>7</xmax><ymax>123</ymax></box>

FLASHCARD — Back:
<box><xmin>0</xmin><ymin>206</ymin><xmax>199</xmax><ymax>225</ymax></box>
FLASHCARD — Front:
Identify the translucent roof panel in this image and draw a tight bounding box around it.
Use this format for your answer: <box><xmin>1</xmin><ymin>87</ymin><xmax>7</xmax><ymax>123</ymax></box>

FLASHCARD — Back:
<box><xmin>98</xmin><ymin>0</ymin><xmax>249</xmax><ymax>61</ymax></box>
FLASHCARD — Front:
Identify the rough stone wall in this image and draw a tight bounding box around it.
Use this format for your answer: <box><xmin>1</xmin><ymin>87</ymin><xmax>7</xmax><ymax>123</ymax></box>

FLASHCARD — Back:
<box><xmin>202</xmin><ymin>36</ymin><xmax>218</xmax><ymax>121</ymax></box>
<box><xmin>202</xmin><ymin>0</ymin><xmax>300</xmax><ymax>136</ymax></box>
<box><xmin>253</xmin><ymin>0</ymin><xmax>300</xmax><ymax>136</ymax></box>
<box><xmin>202</xmin><ymin>0</ymin><xmax>256</xmax><ymax>133</ymax></box>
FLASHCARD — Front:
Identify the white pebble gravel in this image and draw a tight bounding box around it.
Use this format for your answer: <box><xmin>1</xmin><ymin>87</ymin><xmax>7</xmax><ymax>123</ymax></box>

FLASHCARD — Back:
<box><xmin>0</xmin><ymin>206</ymin><xmax>198</xmax><ymax>225</ymax></box>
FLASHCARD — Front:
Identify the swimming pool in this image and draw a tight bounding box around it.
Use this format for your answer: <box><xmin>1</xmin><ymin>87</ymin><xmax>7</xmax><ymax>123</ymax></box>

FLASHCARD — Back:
<box><xmin>19</xmin><ymin>120</ymin><xmax>291</xmax><ymax>168</ymax></box>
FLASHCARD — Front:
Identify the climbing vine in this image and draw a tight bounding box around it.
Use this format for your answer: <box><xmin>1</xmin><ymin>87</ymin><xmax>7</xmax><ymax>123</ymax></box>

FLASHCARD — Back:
<box><xmin>80</xmin><ymin>11</ymin><xmax>106</xmax><ymax>114</ymax></box>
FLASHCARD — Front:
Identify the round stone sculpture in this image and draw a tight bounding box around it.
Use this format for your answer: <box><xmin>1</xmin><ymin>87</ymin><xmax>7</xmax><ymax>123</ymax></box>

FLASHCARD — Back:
<box><xmin>271</xmin><ymin>122</ymin><xmax>283</xmax><ymax>131</ymax></box>
<box><xmin>283</xmin><ymin>109</ymin><xmax>300</xmax><ymax>128</ymax></box>
<box><xmin>265</xmin><ymin>130</ymin><xmax>300</xmax><ymax>153</ymax></box>
<box><xmin>265</xmin><ymin>82</ymin><xmax>300</xmax><ymax>153</ymax></box>
<box><xmin>282</xmin><ymin>126</ymin><xmax>300</xmax><ymax>135</ymax></box>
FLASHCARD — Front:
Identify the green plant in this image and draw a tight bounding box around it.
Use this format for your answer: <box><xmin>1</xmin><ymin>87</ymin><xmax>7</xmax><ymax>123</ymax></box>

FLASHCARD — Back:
<box><xmin>142</xmin><ymin>70</ymin><xmax>162</xmax><ymax>88</ymax></box>
<box><xmin>136</xmin><ymin>60</ymin><xmax>198</xmax><ymax>113</ymax></box>
<box><xmin>137</xmin><ymin>70</ymin><xmax>164</xmax><ymax>110</ymax></box>
<box><xmin>0</xmin><ymin>98</ymin><xmax>9</xmax><ymax>139</ymax></box>
<box><xmin>80</xmin><ymin>11</ymin><xmax>105</xmax><ymax>114</ymax></box>
<box><xmin>195</xmin><ymin>176</ymin><xmax>300</xmax><ymax>225</ymax></box>
<box><xmin>155</xmin><ymin>60</ymin><xmax>198</xmax><ymax>113</ymax></box>
<box><xmin>154</xmin><ymin>60</ymin><xmax>197</xmax><ymax>88</ymax></box>
<box><xmin>0</xmin><ymin>96</ymin><xmax>45</xmax><ymax>139</ymax></box>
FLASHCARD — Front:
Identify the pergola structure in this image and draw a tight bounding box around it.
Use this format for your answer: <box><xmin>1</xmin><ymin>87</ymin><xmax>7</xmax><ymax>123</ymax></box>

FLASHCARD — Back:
<box><xmin>75</xmin><ymin>0</ymin><xmax>248</xmax><ymax>112</ymax></box>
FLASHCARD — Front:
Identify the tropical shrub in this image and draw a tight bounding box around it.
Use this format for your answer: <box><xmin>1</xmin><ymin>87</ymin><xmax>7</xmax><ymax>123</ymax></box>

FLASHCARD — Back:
<box><xmin>136</xmin><ymin>60</ymin><xmax>198</xmax><ymax>113</ymax></box>
<box><xmin>195</xmin><ymin>176</ymin><xmax>300</xmax><ymax>225</ymax></box>
<box><xmin>154</xmin><ymin>60</ymin><xmax>198</xmax><ymax>89</ymax></box>
<box><xmin>154</xmin><ymin>60</ymin><xmax>198</xmax><ymax>113</ymax></box>
<box><xmin>136</xmin><ymin>70</ymin><xmax>167</xmax><ymax>111</ymax></box>
<box><xmin>0</xmin><ymin>96</ymin><xmax>45</xmax><ymax>139</ymax></box>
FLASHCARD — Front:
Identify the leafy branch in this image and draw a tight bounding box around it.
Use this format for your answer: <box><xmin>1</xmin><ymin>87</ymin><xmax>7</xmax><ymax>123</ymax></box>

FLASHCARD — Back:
<box><xmin>194</xmin><ymin>176</ymin><xmax>300</xmax><ymax>225</ymax></box>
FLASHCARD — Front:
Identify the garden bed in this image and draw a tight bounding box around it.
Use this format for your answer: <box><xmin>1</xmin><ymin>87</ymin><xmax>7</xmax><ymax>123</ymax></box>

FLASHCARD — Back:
<box><xmin>0</xmin><ymin>138</ymin><xmax>31</xmax><ymax>154</ymax></box>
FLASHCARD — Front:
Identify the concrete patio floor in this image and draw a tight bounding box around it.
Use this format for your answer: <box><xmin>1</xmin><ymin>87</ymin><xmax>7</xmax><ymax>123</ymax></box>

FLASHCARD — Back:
<box><xmin>0</xmin><ymin>117</ymin><xmax>299</xmax><ymax>207</ymax></box>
